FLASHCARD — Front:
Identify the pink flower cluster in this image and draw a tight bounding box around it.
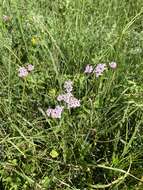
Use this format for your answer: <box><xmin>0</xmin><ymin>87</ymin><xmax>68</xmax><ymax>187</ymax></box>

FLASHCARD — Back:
<box><xmin>46</xmin><ymin>80</ymin><xmax>80</xmax><ymax>119</ymax></box>
<box><xmin>109</xmin><ymin>62</ymin><xmax>117</xmax><ymax>69</ymax></box>
<box><xmin>57</xmin><ymin>93</ymin><xmax>80</xmax><ymax>109</ymax></box>
<box><xmin>57</xmin><ymin>80</ymin><xmax>80</xmax><ymax>109</ymax></box>
<box><xmin>64</xmin><ymin>80</ymin><xmax>73</xmax><ymax>93</ymax></box>
<box><xmin>94</xmin><ymin>63</ymin><xmax>106</xmax><ymax>77</ymax></box>
<box><xmin>18</xmin><ymin>64</ymin><xmax>34</xmax><ymax>78</ymax></box>
<box><xmin>84</xmin><ymin>65</ymin><xmax>93</xmax><ymax>74</ymax></box>
<box><xmin>46</xmin><ymin>106</ymin><xmax>63</xmax><ymax>119</ymax></box>
<box><xmin>18</xmin><ymin>67</ymin><xmax>29</xmax><ymax>78</ymax></box>
<box><xmin>84</xmin><ymin>62</ymin><xmax>117</xmax><ymax>77</ymax></box>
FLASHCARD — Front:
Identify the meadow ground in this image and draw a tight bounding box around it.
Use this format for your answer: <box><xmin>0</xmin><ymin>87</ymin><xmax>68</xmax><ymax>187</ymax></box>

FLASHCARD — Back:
<box><xmin>0</xmin><ymin>0</ymin><xmax>143</xmax><ymax>189</ymax></box>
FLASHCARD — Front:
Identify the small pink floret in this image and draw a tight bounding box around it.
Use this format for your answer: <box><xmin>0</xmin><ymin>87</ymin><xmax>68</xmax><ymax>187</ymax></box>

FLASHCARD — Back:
<box><xmin>93</xmin><ymin>63</ymin><xmax>106</xmax><ymax>77</ymax></box>
<box><xmin>18</xmin><ymin>67</ymin><xmax>28</xmax><ymax>78</ymax></box>
<box><xmin>57</xmin><ymin>94</ymin><xmax>64</xmax><ymax>101</ymax></box>
<box><xmin>67</xmin><ymin>96</ymin><xmax>80</xmax><ymax>108</ymax></box>
<box><xmin>46</xmin><ymin>106</ymin><xmax>63</xmax><ymax>119</ymax></box>
<box><xmin>64</xmin><ymin>80</ymin><xmax>73</xmax><ymax>93</ymax></box>
<box><xmin>109</xmin><ymin>62</ymin><xmax>117</xmax><ymax>69</ymax></box>
<box><xmin>84</xmin><ymin>64</ymin><xmax>93</xmax><ymax>74</ymax></box>
<box><xmin>27</xmin><ymin>64</ymin><xmax>34</xmax><ymax>72</ymax></box>
<box><xmin>46</xmin><ymin>108</ymin><xmax>53</xmax><ymax>117</ymax></box>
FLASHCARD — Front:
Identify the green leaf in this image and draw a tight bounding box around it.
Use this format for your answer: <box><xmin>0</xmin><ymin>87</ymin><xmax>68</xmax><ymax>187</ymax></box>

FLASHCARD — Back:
<box><xmin>42</xmin><ymin>176</ymin><xmax>50</xmax><ymax>188</ymax></box>
<box><xmin>50</xmin><ymin>149</ymin><xmax>59</xmax><ymax>158</ymax></box>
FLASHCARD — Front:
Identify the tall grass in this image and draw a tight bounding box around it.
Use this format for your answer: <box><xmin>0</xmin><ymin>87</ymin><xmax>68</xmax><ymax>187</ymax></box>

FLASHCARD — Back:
<box><xmin>0</xmin><ymin>0</ymin><xmax>143</xmax><ymax>189</ymax></box>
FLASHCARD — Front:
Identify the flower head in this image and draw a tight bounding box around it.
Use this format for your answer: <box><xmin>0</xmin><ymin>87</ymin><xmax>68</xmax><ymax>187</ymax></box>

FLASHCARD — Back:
<box><xmin>51</xmin><ymin>106</ymin><xmax>63</xmax><ymax>119</ymax></box>
<box><xmin>109</xmin><ymin>62</ymin><xmax>117</xmax><ymax>69</ymax></box>
<box><xmin>84</xmin><ymin>64</ymin><xmax>93</xmax><ymax>74</ymax></box>
<box><xmin>46</xmin><ymin>106</ymin><xmax>63</xmax><ymax>119</ymax></box>
<box><xmin>57</xmin><ymin>92</ymin><xmax>80</xmax><ymax>109</ymax></box>
<box><xmin>57</xmin><ymin>93</ymin><xmax>71</xmax><ymax>103</ymax></box>
<box><xmin>64</xmin><ymin>80</ymin><xmax>73</xmax><ymax>93</ymax></box>
<box><xmin>46</xmin><ymin>108</ymin><xmax>53</xmax><ymax>117</ymax></box>
<box><xmin>62</xmin><ymin>93</ymin><xmax>73</xmax><ymax>104</ymax></box>
<box><xmin>27</xmin><ymin>64</ymin><xmax>34</xmax><ymax>72</ymax></box>
<box><xmin>57</xmin><ymin>94</ymin><xmax>65</xmax><ymax>101</ymax></box>
<box><xmin>18</xmin><ymin>67</ymin><xmax>28</xmax><ymax>78</ymax></box>
<box><xmin>57</xmin><ymin>80</ymin><xmax>80</xmax><ymax>110</ymax></box>
<box><xmin>94</xmin><ymin>63</ymin><xmax>106</xmax><ymax>77</ymax></box>
<box><xmin>67</xmin><ymin>96</ymin><xmax>80</xmax><ymax>109</ymax></box>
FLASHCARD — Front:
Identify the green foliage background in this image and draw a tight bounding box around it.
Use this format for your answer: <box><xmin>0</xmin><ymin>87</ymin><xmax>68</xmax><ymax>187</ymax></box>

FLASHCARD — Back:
<box><xmin>0</xmin><ymin>0</ymin><xmax>143</xmax><ymax>189</ymax></box>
